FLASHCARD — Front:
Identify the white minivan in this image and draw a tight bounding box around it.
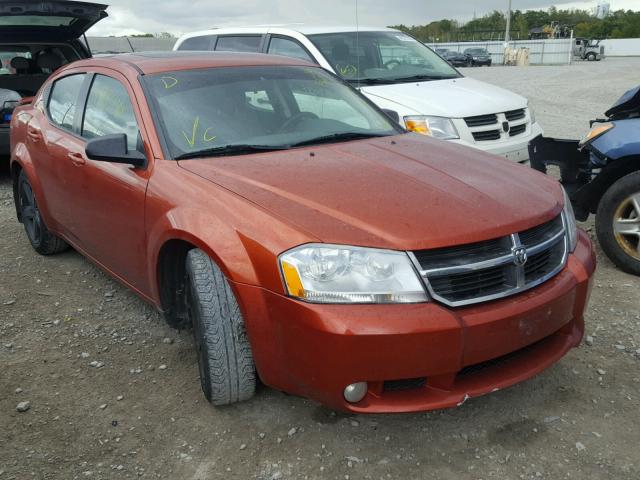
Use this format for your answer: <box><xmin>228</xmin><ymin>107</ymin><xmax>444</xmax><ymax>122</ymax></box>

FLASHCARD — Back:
<box><xmin>174</xmin><ymin>26</ymin><xmax>543</xmax><ymax>162</ymax></box>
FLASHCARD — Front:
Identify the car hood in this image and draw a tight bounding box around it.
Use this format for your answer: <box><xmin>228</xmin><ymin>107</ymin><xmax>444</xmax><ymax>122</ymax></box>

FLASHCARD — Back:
<box><xmin>361</xmin><ymin>77</ymin><xmax>526</xmax><ymax>117</ymax></box>
<box><xmin>0</xmin><ymin>1</ymin><xmax>108</xmax><ymax>40</ymax></box>
<box><xmin>178</xmin><ymin>135</ymin><xmax>562</xmax><ymax>251</ymax></box>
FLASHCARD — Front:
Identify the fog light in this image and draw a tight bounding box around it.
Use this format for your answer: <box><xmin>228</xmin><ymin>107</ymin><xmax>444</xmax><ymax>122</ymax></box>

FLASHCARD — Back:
<box><xmin>343</xmin><ymin>382</ymin><xmax>368</xmax><ymax>403</ymax></box>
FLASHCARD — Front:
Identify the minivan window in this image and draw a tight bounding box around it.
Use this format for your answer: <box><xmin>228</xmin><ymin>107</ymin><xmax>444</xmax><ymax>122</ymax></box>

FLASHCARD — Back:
<box><xmin>144</xmin><ymin>66</ymin><xmax>399</xmax><ymax>159</ymax></box>
<box><xmin>48</xmin><ymin>74</ymin><xmax>86</xmax><ymax>130</ymax></box>
<box><xmin>308</xmin><ymin>31</ymin><xmax>459</xmax><ymax>85</ymax></box>
<box><xmin>82</xmin><ymin>75</ymin><xmax>139</xmax><ymax>151</ymax></box>
<box><xmin>178</xmin><ymin>35</ymin><xmax>214</xmax><ymax>51</ymax></box>
<box><xmin>268</xmin><ymin>37</ymin><xmax>313</xmax><ymax>62</ymax></box>
<box><xmin>216</xmin><ymin>36</ymin><xmax>262</xmax><ymax>53</ymax></box>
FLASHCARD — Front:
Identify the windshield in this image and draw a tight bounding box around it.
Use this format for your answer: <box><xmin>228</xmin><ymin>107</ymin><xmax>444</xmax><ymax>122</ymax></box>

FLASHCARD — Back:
<box><xmin>307</xmin><ymin>31</ymin><xmax>460</xmax><ymax>84</ymax></box>
<box><xmin>145</xmin><ymin>66</ymin><xmax>401</xmax><ymax>159</ymax></box>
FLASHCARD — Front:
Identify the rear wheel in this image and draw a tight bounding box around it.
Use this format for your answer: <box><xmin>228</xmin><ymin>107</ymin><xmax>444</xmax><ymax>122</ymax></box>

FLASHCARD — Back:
<box><xmin>17</xmin><ymin>171</ymin><xmax>68</xmax><ymax>255</ymax></box>
<box><xmin>185</xmin><ymin>249</ymin><xmax>256</xmax><ymax>405</ymax></box>
<box><xmin>596</xmin><ymin>171</ymin><xmax>640</xmax><ymax>276</ymax></box>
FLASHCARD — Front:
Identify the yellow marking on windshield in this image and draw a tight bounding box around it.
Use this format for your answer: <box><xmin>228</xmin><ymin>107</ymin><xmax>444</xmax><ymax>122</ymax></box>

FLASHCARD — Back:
<box><xmin>338</xmin><ymin>64</ymin><xmax>358</xmax><ymax>77</ymax></box>
<box><xmin>160</xmin><ymin>76</ymin><xmax>179</xmax><ymax>89</ymax></box>
<box><xmin>203</xmin><ymin>127</ymin><xmax>217</xmax><ymax>142</ymax></box>
<box><xmin>182</xmin><ymin>116</ymin><xmax>199</xmax><ymax>147</ymax></box>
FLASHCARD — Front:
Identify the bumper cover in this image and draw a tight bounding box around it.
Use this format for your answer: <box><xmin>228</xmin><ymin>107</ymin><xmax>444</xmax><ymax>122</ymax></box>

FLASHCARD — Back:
<box><xmin>234</xmin><ymin>231</ymin><xmax>595</xmax><ymax>413</ymax></box>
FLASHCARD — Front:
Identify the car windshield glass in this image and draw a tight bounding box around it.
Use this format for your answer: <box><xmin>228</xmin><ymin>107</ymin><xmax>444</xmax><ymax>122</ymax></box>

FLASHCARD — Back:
<box><xmin>145</xmin><ymin>66</ymin><xmax>401</xmax><ymax>159</ymax></box>
<box><xmin>307</xmin><ymin>31</ymin><xmax>459</xmax><ymax>84</ymax></box>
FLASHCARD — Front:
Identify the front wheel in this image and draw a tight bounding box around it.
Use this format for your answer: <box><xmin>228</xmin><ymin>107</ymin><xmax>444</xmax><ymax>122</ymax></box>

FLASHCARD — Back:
<box><xmin>185</xmin><ymin>249</ymin><xmax>257</xmax><ymax>405</ymax></box>
<box><xmin>596</xmin><ymin>171</ymin><xmax>640</xmax><ymax>276</ymax></box>
<box><xmin>587</xmin><ymin>52</ymin><xmax>596</xmax><ymax>61</ymax></box>
<box><xmin>17</xmin><ymin>170</ymin><xmax>68</xmax><ymax>255</ymax></box>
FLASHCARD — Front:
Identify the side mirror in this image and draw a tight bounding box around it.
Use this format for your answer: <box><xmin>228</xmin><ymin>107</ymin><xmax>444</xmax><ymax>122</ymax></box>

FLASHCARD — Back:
<box><xmin>85</xmin><ymin>134</ymin><xmax>147</xmax><ymax>168</ymax></box>
<box><xmin>381</xmin><ymin>109</ymin><xmax>400</xmax><ymax>123</ymax></box>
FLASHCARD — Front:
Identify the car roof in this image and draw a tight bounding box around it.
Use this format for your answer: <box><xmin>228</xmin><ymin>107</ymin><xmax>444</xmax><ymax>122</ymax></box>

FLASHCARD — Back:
<box><xmin>178</xmin><ymin>25</ymin><xmax>398</xmax><ymax>41</ymax></box>
<box><xmin>70</xmin><ymin>51</ymin><xmax>316</xmax><ymax>75</ymax></box>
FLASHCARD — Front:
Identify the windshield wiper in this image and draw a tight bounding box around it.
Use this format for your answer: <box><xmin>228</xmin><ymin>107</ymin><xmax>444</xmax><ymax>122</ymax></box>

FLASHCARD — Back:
<box><xmin>348</xmin><ymin>78</ymin><xmax>397</xmax><ymax>86</ymax></box>
<box><xmin>289</xmin><ymin>132</ymin><xmax>389</xmax><ymax>148</ymax></box>
<box><xmin>389</xmin><ymin>74</ymin><xmax>458</xmax><ymax>83</ymax></box>
<box><xmin>175</xmin><ymin>144</ymin><xmax>290</xmax><ymax>160</ymax></box>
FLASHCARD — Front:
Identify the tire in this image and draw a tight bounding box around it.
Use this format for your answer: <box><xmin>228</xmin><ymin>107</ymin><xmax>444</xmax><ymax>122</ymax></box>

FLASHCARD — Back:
<box><xmin>185</xmin><ymin>249</ymin><xmax>256</xmax><ymax>405</ymax></box>
<box><xmin>17</xmin><ymin>170</ymin><xmax>68</xmax><ymax>255</ymax></box>
<box><xmin>596</xmin><ymin>171</ymin><xmax>640</xmax><ymax>276</ymax></box>
<box><xmin>587</xmin><ymin>52</ymin><xmax>596</xmax><ymax>61</ymax></box>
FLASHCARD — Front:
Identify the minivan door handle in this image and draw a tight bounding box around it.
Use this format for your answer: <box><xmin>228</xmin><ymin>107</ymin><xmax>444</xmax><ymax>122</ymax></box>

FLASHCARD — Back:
<box><xmin>68</xmin><ymin>152</ymin><xmax>86</xmax><ymax>166</ymax></box>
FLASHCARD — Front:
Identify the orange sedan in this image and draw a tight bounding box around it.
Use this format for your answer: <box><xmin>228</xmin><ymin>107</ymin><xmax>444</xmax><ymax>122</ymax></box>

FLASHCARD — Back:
<box><xmin>10</xmin><ymin>52</ymin><xmax>595</xmax><ymax>412</ymax></box>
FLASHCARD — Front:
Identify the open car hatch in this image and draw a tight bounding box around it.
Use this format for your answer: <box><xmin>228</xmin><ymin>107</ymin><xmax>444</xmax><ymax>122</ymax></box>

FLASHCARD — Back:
<box><xmin>0</xmin><ymin>1</ymin><xmax>108</xmax><ymax>39</ymax></box>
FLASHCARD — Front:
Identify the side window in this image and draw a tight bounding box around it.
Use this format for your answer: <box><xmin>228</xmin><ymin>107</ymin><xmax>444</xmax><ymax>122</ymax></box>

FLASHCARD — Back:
<box><xmin>48</xmin><ymin>74</ymin><xmax>86</xmax><ymax>130</ymax></box>
<box><xmin>215</xmin><ymin>36</ymin><xmax>262</xmax><ymax>52</ymax></box>
<box><xmin>82</xmin><ymin>75</ymin><xmax>139</xmax><ymax>151</ymax></box>
<box><xmin>268</xmin><ymin>37</ymin><xmax>313</xmax><ymax>62</ymax></box>
<box><xmin>178</xmin><ymin>35</ymin><xmax>214</xmax><ymax>51</ymax></box>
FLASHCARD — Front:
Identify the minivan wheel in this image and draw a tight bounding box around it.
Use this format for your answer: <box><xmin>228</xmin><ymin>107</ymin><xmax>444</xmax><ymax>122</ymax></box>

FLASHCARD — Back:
<box><xmin>185</xmin><ymin>249</ymin><xmax>256</xmax><ymax>405</ymax></box>
<box><xmin>596</xmin><ymin>171</ymin><xmax>640</xmax><ymax>276</ymax></box>
<box><xmin>17</xmin><ymin>171</ymin><xmax>68</xmax><ymax>255</ymax></box>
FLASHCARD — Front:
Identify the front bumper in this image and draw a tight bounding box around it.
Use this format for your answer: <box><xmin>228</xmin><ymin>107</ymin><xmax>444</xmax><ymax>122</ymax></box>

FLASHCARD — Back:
<box><xmin>235</xmin><ymin>231</ymin><xmax>595</xmax><ymax>413</ymax></box>
<box><xmin>453</xmin><ymin>121</ymin><xmax>544</xmax><ymax>163</ymax></box>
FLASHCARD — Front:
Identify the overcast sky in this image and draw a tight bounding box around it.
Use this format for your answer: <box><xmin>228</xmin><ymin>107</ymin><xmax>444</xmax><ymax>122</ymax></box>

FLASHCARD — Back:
<box><xmin>87</xmin><ymin>0</ymin><xmax>639</xmax><ymax>36</ymax></box>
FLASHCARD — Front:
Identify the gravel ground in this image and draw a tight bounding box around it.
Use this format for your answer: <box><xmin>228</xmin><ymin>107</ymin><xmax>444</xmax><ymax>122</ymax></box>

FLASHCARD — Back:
<box><xmin>1</xmin><ymin>58</ymin><xmax>640</xmax><ymax>480</ymax></box>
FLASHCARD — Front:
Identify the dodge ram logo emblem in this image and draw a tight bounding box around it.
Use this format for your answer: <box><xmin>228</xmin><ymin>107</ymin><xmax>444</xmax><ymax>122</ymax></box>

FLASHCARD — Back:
<box><xmin>502</xmin><ymin>121</ymin><xmax>510</xmax><ymax>133</ymax></box>
<box><xmin>512</xmin><ymin>246</ymin><xmax>528</xmax><ymax>266</ymax></box>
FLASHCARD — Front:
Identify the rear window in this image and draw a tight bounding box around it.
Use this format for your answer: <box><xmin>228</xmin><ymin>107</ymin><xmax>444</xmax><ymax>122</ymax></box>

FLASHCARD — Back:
<box><xmin>0</xmin><ymin>16</ymin><xmax>76</xmax><ymax>27</ymax></box>
<box><xmin>215</xmin><ymin>36</ymin><xmax>262</xmax><ymax>52</ymax></box>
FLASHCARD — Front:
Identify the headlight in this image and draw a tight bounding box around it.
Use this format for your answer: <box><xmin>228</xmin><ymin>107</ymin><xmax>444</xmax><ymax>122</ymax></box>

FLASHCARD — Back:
<box><xmin>404</xmin><ymin>116</ymin><xmax>459</xmax><ymax>140</ymax></box>
<box><xmin>579</xmin><ymin>122</ymin><xmax>614</xmax><ymax>146</ymax></box>
<box><xmin>562</xmin><ymin>187</ymin><xmax>578</xmax><ymax>252</ymax></box>
<box><xmin>279</xmin><ymin>244</ymin><xmax>428</xmax><ymax>304</ymax></box>
<box><xmin>527</xmin><ymin>103</ymin><xmax>536</xmax><ymax>124</ymax></box>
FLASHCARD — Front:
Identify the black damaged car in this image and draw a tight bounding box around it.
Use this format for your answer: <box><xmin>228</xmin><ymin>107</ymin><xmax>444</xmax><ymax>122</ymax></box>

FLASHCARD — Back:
<box><xmin>0</xmin><ymin>1</ymin><xmax>108</xmax><ymax>160</ymax></box>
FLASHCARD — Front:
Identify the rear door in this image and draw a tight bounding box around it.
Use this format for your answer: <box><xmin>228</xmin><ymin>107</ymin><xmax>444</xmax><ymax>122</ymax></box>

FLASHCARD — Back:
<box><xmin>0</xmin><ymin>1</ymin><xmax>107</xmax><ymax>40</ymax></box>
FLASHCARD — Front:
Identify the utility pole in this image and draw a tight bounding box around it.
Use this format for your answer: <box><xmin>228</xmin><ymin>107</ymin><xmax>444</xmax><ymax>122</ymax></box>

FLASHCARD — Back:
<box><xmin>505</xmin><ymin>0</ymin><xmax>512</xmax><ymax>44</ymax></box>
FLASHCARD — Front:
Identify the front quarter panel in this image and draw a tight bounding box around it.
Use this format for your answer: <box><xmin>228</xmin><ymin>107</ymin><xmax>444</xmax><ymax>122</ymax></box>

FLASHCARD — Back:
<box><xmin>145</xmin><ymin>161</ymin><xmax>317</xmax><ymax>305</ymax></box>
<box><xmin>590</xmin><ymin>118</ymin><xmax>640</xmax><ymax>161</ymax></box>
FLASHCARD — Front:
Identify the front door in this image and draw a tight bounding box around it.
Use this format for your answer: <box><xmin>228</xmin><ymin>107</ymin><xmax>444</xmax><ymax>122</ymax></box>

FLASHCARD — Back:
<box><xmin>58</xmin><ymin>70</ymin><xmax>152</xmax><ymax>292</ymax></box>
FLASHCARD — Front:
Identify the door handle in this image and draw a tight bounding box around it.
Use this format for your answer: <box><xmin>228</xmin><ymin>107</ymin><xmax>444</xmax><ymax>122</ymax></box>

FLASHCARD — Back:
<box><xmin>68</xmin><ymin>152</ymin><xmax>86</xmax><ymax>166</ymax></box>
<box><xmin>27</xmin><ymin>127</ymin><xmax>41</xmax><ymax>142</ymax></box>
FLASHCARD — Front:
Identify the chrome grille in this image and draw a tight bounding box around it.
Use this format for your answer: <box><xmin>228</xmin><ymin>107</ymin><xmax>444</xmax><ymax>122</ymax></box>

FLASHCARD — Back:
<box><xmin>465</xmin><ymin>114</ymin><xmax>498</xmax><ymax>128</ymax></box>
<box><xmin>465</xmin><ymin>108</ymin><xmax>530</xmax><ymax>143</ymax></box>
<box><xmin>472</xmin><ymin>129</ymin><xmax>501</xmax><ymax>141</ymax></box>
<box><xmin>409</xmin><ymin>215</ymin><xmax>567</xmax><ymax>307</ymax></box>
<box><xmin>505</xmin><ymin>109</ymin><xmax>526</xmax><ymax>121</ymax></box>
<box><xmin>509</xmin><ymin>124</ymin><xmax>527</xmax><ymax>137</ymax></box>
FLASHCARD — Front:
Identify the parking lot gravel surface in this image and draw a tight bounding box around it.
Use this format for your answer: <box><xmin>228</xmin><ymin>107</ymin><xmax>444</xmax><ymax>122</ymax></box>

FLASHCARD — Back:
<box><xmin>1</xmin><ymin>57</ymin><xmax>639</xmax><ymax>480</ymax></box>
